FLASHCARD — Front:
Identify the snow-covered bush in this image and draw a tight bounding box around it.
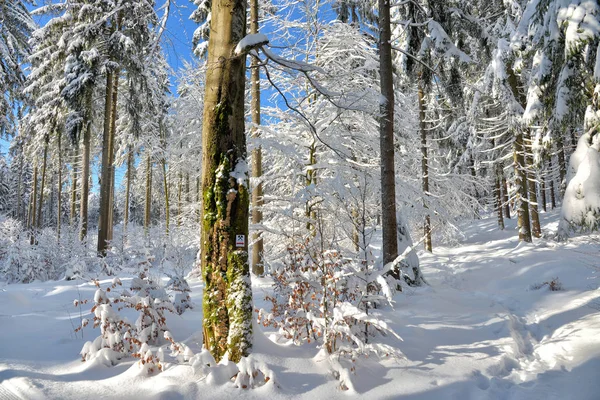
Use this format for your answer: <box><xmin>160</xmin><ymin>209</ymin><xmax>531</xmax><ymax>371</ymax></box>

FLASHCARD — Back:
<box><xmin>257</xmin><ymin>239</ymin><xmax>402</xmax><ymax>359</ymax></box>
<box><xmin>78</xmin><ymin>266</ymin><xmax>188</xmax><ymax>366</ymax></box>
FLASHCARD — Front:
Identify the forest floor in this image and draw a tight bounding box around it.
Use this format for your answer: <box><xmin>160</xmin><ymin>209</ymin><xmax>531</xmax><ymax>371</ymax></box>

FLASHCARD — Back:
<box><xmin>1</xmin><ymin>211</ymin><xmax>599</xmax><ymax>399</ymax></box>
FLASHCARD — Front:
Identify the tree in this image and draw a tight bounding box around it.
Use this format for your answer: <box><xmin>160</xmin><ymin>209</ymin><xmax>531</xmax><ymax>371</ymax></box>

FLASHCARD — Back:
<box><xmin>199</xmin><ymin>0</ymin><xmax>252</xmax><ymax>362</ymax></box>
<box><xmin>378</xmin><ymin>0</ymin><xmax>398</xmax><ymax>266</ymax></box>
<box><xmin>0</xmin><ymin>0</ymin><xmax>35</xmax><ymax>133</ymax></box>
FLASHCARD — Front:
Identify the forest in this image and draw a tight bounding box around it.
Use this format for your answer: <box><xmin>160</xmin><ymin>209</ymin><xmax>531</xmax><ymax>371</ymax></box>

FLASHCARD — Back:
<box><xmin>0</xmin><ymin>0</ymin><xmax>599</xmax><ymax>398</ymax></box>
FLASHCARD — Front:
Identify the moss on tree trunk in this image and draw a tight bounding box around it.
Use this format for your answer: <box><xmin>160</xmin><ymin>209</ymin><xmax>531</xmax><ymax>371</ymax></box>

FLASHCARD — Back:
<box><xmin>200</xmin><ymin>0</ymin><xmax>251</xmax><ymax>363</ymax></box>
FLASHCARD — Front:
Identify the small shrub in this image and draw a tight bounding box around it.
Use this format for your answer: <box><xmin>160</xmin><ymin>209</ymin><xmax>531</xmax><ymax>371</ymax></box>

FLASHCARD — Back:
<box><xmin>531</xmin><ymin>277</ymin><xmax>563</xmax><ymax>291</ymax></box>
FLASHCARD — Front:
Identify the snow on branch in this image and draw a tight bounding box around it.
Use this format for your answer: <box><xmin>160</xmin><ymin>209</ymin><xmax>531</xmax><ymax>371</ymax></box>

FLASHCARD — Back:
<box><xmin>234</xmin><ymin>33</ymin><xmax>269</xmax><ymax>56</ymax></box>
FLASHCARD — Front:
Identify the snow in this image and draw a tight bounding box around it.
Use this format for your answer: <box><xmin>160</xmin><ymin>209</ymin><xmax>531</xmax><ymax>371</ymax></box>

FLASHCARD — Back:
<box><xmin>1</xmin><ymin>211</ymin><xmax>599</xmax><ymax>399</ymax></box>
<box><xmin>234</xmin><ymin>33</ymin><xmax>269</xmax><ymax>56</ymax></box>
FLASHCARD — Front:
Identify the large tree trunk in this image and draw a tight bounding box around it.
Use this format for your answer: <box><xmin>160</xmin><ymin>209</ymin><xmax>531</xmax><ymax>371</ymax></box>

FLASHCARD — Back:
<box><xmin>514</xmin><ymin>132</ymin><xmax>532</xmax><ymax>242</ymax></box>
<box><xmin>80</xmin><ymin>90</ymin><xmax>93</xmax><ymax>241</ymax></box>
<box><xmin>250</xmin><ymin>0</ymin><xmax>264</xmax><ymax>276</ymax></box>
<box><xmin>418</xmin><ymin>81</ymin><xmax>432</xmax><ymax>252</ymax></box>
<box><xmin>507</xmin><ymin>66</ymin><xmax>532</xmax><ymax>243</ymax></box>
<box><xmin>378</xmin><ymin>0</ymin><xmax>398</xmax><ymax>265</ymax></box>
<box><xmin>200</xmin><ymin>0</ymin><xmax>251</xmax><ymax>363</ymax></box>
<box><xmin>98</xmin><ymin>72</ymin><xmax>116</xmax><ymax>255</ymax></box>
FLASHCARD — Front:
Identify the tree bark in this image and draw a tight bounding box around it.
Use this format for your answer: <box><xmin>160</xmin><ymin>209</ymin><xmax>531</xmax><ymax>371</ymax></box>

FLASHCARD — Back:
<box><xmin>160</xmin><ymin>122</ymin><xmax>170</xmax><ymax>234</ymax></box>
<box><xmin>108</xmin><ymin>73</ymin><xmax>118</xmax><ymax>243</ymax></box>
<box><xmin>418</xmin><ymin>81</ymin><xmax>432</xmax><ymax>252</ymax></box>
<box><xmin>57</xmin><ymin>130</ymin><xmax>62</xmax><ymax>241</ymax></box>
<box><xmin>30</xmin><ymin>162</ymin><xmax>38</xmax><ymax>230</ymax></box>
<box><xmin>502</xmin><ymin>174</ymin><xmax>510</xmax><ymax>218</ymax></box>
<box><xmin>70</xmin><ymin>147</ymin><xmax>78</xmax><ymax>227</ymax></box>
<box><xmin>250</xmin><ymin>0</ymin><xmax>264</xmax><ymax>276</ymax></box>
<box><xmin>98</xmin><ymin>71</ymin><xmax>115</xmax><ymax>255</ymax></box>
<box><xmin>80</xmin><ymin>90</ymin><xmax>93</xmax><ymax>241</ymax></box>
<box><xmin>378</xmin><ymin>0</ymin><xmax>398</xmax><ymax>265</ymax></box>
<box><xmin>524</xmin><ymin>132</ymin><xmax>541</xmax><ymax>238</ymax></box>
<box><xmin>549</xmin><ymin>157</ymin><xmax>557</xmax><ymax>209</ymax></box>
<box><xmin>144</xmin><ymin>150</ymin><xmax>152</xmax><ymax>236</ymax></box>
<box><xmin>496</xmin><ymin>167</ymin><xmax>504</xmax><ymax>230</ymax></box>
<box><xmin>124</xmin><ymin>145</ymin><xmax>133</xmax><ymax>234</ymax></box>
<box><xmin>506</xmin><ymin>66</ymin><xmax>531</xmax><ymax>242</ymax></box>
<box><xmin>37</xmin><ymin>134</ymin><xmax>49</xmax><ymax>229</ymax></box>
<box><xmin>200</xmin><ymin>0</ymin><xmax>251</xmax><ymax>363</ymax></box>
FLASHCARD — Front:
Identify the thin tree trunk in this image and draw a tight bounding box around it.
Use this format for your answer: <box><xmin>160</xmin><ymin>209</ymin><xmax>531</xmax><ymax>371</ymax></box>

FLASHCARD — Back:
<box><xmin>556</xmin><ymin>138</ymin><xmax>567</xmax><ymax>195</ymax></box>
<box><xmin>496</xmin><ymin>168</ymin><xmax>504</xmax><ymax>230</ymax></box>
<box><xmin>378</xmin><ymin>0</ymin><xmax>398</xmax><ymax>265</ymax></box>
<box><xmin>98</xmin><ymin>71</ymin><xmax>115</xmax><ymax>255</ymax></box>
<box><xmin>250</xmin><ymin>0</ymin><xmax>264</xmax><ymax>276</ymax></box>
<box><xmin>108</xmin><ymin>73</ymin><xmax>118</xmax><ymax>243</ymax></box>
<box><xmin>144</xmin><ymin>150</ymin><xmax>152</xmax><ymax>236</ymax></box>
<box><xmin>16</xmin><ymin>152</ymin><xmax>23</xmax><ymax>221</ymax></box>
<box><xmin>524</xmin><ymin>132</ymin><xmax>541</xmax><ymax>238</ymax></box>
<box><xmin>502</xmin><ymin>174</ymin><xmax>511</xmax><ymax>218</ymax></box>
<box><xmin>178</xmin><ymin>171</ymin><xmax>182</xmax><ymax>227</ymax></box>
<box><xmin>124</xmin><ymin>145</ymin><xmax>133</xmax><ymax>233</ymax></box>
<box><xmin>161</xmin><ymin>155</ymin><xmax>170</xmax><ymax>235</ymax></box>
<box><xmin>200</xmin><ymin>0</ymin><xmax>250</xmax><ymax>363</ymax></box>
<box><xmin>80</xmin><ymin>90</ymin><xmax>93</xmax><ymax>241</ymax></box>
<box><xmin>541</xmin><ymin>168</ymin><xmax>547</xmax><ymax>213</ymax></box>
<box><xmin>57</xmin><ymin>130</ymin><xmax>62</xmax><ymax>241</ymax></box>
<box><xmin>70</xmin><ymin>147</ymin><xmax>78</xmax><ymax>226</ymax></box>
<box><xmin>37</xmin><ymin>135</ymin><xmax>49</xmax><ymax>229</ymax></box>
<box><xmin>418</xmin><ymin>81</ymin><xmax>432</xmax><ymax>252</ymax></box>
<box><xmin>30</xmin><ymin>163</ymin><xmax>38</xmax><ymax>229</ymax></box>
<box><xmin>160</xmin><ymin>122</ymin><xmax>170</xmax><ymax>235</ymax></box>
<box><xmin>549</xmin><ymin>157</ymin><xmax>557</xmax><ymax>209</ymax></box>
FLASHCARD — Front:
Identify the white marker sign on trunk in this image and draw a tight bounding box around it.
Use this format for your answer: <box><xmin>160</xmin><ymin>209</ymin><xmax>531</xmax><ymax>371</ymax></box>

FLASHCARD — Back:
<box><xmin>236</xmin><ymin>234</ymin><xmax>245</xmax><ymax>247</ymax></box>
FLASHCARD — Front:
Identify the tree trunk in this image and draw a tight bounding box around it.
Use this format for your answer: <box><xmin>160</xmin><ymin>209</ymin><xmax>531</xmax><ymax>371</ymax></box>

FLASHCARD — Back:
<box><xmin>418</xmin><ymin>81</ymin><xmax>432</xmax><ymax>252</ymax></box>
<box><xmin>70</xmin><ymin>147</ymin><xmax>78</xmax><ymax>227</ymax></box>
<box><xmin>16</xmin><ymin>151</ymin><xmax>23</xmax><ymax>221</ymax></box>
<box><xmin>556</xmin><ymin>138</ymin><xmax>567</xmax><ymax>196</ymax></box>
<box><xmin>37</xmin><ymin>135</ymin><xmax>49</xmax><ymax>229</ymax></box>
<box><xmin>506</xmin><ymin>66</ymin><xmax>531</xmax><ymax>242</ymax></box>
<box><xmin>502</xmin><ymin>174</ymin><xmax>510</xmax><ymax>219</ymax></box>
<box><xmin>108</xmin><ymin>73</ymin><xmax>118</xmax><ymax>243</ymax></box>
<box><xmin>57</xmin><ymin>130</ymin><xmax>62</xmax><ymax>241</ymax></box>
<box><xmin>160</xmin><ymin>123</ymin><xmax>170</xmax><ymax>235</ymax></box>
<box><xmin>378</xmin><ymin>0</ymin><xmax>398</xmax><ymax>265</ymax></box>
<box><xmin>200</xmin><ymin>0</ymin><xmax>251</xmax><ymax>363</ymax></box>
<box><xmin>250</xmin><ymin>0</ymin><xmax>264</xmax><ymax>276</ymax></box>
<box><xmin>178</xmin><ymin>171</ymin><xmax>182</xmax><ymax>227</ymax></box>
<box><xmin>549</xmin><ymin>157</ymin><xmax>557</xmax><ymax>209</ymax></box>
<box><xmin>161</xmin><ymin>155</ymin><xmax>170</xmax><ymax>235</ymax></box>
<box><xmin>124</xmin><ymin>145</ymin><xmax>133</xmax><ymax>233</ymax></box>
<box><xmin>30</xmin><ymin>163</ymin><xmax>38</xmax><ymax>229</ymax></box>
<box><xmin>524</xmin><ymin>132</ymin><xmax>541</xmax><ymax>238</ymax></box>
<box><xmin>80</xmin><ymin>90</ymin><xmax>93</xmax><ymax>241</ymax></box>
<box><xmin>496</xmin><ymin>168</ymin><xmax>504</xmax><ymax>230</ymax></box>
<box><xmin>514</xmin><ymin>132</ymin><xmax>532</xmax><ymax>242</ymax></box>
<box><xmin>541</xmin><ymin>169</ymin><xmax>547</xmax><ymax>213</ymax></box>
<box><xmin>98</xmin><ymin>71</ymin><xmax>115</xmax><ymax>255</ymax></box>
<box><xmin>144</xmin><ymin>150</ymin><xmax>152</xmax><ymax>236</ymax></box>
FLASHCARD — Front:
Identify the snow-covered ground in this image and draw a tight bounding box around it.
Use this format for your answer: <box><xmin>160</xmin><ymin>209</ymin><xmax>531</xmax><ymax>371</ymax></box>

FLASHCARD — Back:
<box><xmin>1</xmin><ymin>211</ymin><xmax>599</xmax><ymax>399</ymax></box>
